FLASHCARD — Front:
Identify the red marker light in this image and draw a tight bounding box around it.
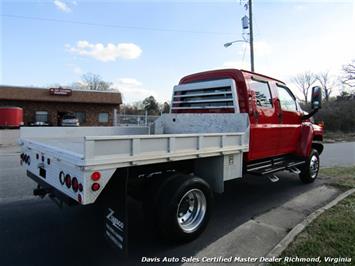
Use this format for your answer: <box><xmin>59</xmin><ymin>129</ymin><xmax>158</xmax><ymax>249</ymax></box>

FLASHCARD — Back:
<box><xmin>72</xmin><ymin>177</ymin><xmax>79</xmax><ymax>192</ymax></box>
<box><xmin>91</xmin><ymin>171</ymin><xmax>101</xmax><ymax>181</ymax></box>
<box><xmin>91</xmin><ymin>183</ymin><xmax>100</xmax><ymax>191</ymax></box>
<box><xmin>65</xmin><ymin>174</ymin><xmax>71</xmax><ymax>188</ymax></box>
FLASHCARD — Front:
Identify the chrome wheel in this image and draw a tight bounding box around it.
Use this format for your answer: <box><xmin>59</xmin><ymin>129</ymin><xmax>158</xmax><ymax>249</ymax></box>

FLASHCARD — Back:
<box><xmin>176</xmin><ymin>189</ymin><xmax>207</xmax><ymax>233</ymax></box>
<box><xmin>310</xmin><ymin>154</ymin><xmax>319</xmax><ymax>179</ymax></box>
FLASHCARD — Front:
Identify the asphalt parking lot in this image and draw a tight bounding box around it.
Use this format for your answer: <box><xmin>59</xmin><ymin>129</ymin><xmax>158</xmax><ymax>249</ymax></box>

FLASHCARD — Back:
<box><xmin>0</xmin><ymin>143</ymin><xmax>354</xmax><ymax>266</ymax></box>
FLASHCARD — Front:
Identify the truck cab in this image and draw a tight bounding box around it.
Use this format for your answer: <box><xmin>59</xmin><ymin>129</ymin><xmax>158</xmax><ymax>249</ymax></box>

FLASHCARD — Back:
<box><xmin>173</xmin><ymin>68</ymin><xmax>323</xmax><ymax>179</ymax></box>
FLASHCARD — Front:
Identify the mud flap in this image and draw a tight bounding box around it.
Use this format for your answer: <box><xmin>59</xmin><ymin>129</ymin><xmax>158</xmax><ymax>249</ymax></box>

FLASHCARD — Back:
<box><xmin>104</xmin><ymin>171</ymin><xmax>128</xmax><ymax>255</ymax></box>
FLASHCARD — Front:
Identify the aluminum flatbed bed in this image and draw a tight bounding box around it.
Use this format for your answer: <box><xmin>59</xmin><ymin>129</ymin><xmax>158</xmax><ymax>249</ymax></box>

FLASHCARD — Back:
<box><xmin>20</xmin><ymin>113</ymin><xmax>249</xmax><ymax>170</ymax></box>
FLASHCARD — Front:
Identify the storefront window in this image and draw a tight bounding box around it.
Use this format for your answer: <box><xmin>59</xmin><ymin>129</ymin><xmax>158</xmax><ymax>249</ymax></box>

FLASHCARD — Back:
<box><xmin>98</xmin><ymin>112</ymin><xmax>109</xmax><ymax>123</ymax></box>
<box><xmin>35</xmin><ymin>111</ymin><xmax>48</xmax><ymax>122</ymax></box>
<box><xmin>75</xmin><ymin>112</ymin><xmax>86</xmax><ymax>124</ymax></box>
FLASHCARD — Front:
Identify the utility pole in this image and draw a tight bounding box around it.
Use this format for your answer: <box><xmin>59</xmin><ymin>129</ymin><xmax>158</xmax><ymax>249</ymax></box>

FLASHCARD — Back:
<box><xmin>249</xmin><ymin>0</ymin><xmax>255</xmax><ymax>72</ymax></box>
<box><xmin>224</xmin><ymin>0</ymin><xmax>255</xmax><ymax>72</ymax></box>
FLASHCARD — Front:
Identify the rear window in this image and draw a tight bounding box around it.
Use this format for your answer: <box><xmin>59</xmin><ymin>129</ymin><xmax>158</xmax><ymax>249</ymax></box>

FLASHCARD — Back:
<box><xmin>249</xmin><ymin>79</ymin><xmax>273</xmax><ymax>108</ymax></box>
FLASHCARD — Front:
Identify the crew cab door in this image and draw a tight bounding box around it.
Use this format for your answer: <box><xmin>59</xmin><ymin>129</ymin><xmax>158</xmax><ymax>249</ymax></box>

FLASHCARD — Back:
<box><xmin>275</xmin><ymin>83</ymin><xmax>302</xmax><ymax>154</ymax></box>
<box><xmin>247</xmin><ymin>76</ymin><xmax>280</xmax><ymax>160</ymax></box>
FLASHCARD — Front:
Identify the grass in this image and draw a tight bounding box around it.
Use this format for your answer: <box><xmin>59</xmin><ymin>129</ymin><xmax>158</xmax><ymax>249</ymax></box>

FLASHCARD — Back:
<box><xmin>274</xmin><ymin>166</ymin><xmax>355</xmax><ymax>266</ymax></box>
<box><xmin>323</xmin><ymin>131</ymin><xmax>355</xmax><ymax>143</ymax></box>
<box><xmin>320</xmin><ymin>166</ymin><xmax>355</xmax><ymax>188</ymax></box>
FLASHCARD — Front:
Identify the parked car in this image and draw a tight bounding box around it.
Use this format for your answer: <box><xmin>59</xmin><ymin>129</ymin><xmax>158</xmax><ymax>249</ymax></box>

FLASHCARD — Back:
<box><xmin>30</xmin><ymin>121</ymin><xmax>50</xmax><ymax>127</ymax></box>
<box><xmin>61</xmin><ymin>114</ymin><xmax>79</xmax><ymax>126</ymax></box>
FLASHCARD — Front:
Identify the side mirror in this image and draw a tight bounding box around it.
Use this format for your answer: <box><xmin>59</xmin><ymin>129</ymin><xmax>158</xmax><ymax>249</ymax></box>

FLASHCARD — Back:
<box><xmin>311</xmin><ymin>86</ymin><xmax>322</xmax><ymax>110</ymax></box>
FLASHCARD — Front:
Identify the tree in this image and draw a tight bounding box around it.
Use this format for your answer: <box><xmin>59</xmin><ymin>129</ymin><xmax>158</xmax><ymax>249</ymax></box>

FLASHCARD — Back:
<box><xmin>143</xmin><ymin>96</ymin><xmax>159</xmax><ymax>115</ymax></box>
<box><xmin>315</xmin><ymin>71</ymin><xmax>334</xmax><ymax>101</ymax></box>
<box><xmin>120</xmin><ymin>104</ymin><xmax>140</xmax><ymax>115</ymax></box>
<box><xmin>342</xmin><ymin>60</ymin><xmax>355</xmax><ymax>88</ymax></box>
<box><xmin>161</xmin><ymin>102</ymin><xmax>171</xmax><ymax>114</ymax></box>
<box><xmin>292</xmin><ymin>71</ymin><xmax>316</xmax><ymax>104</ymax></box>
<box><xmin>80</xmin><ymin>73</ymin><xmax>113</xmax><ymax>91</ymax></box>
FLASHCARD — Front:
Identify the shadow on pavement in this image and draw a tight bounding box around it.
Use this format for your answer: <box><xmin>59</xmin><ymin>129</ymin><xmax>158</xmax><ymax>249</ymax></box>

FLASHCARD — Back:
<box><xmin>0</xmin><ymin>173</ymin><xmax>324</xmax><ymax>266</ymax></box>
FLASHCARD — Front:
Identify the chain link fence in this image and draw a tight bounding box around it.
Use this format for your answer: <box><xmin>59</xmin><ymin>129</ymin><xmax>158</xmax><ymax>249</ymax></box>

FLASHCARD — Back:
<box><xmin>115</xmin><ymin>114</ymin><xmax>160</xmax><ymax>127</ymax></box>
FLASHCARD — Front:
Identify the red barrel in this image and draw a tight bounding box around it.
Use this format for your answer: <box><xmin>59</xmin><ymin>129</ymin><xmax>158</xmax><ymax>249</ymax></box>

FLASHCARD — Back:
<box><xmin>0</xmin><ymin>107</ymin><xmax>24</xmax><ymax>128</ymax></box>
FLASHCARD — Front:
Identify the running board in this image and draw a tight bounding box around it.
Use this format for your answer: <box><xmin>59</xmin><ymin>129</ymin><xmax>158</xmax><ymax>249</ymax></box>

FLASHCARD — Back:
<box><xmin>289</xmin><ymin>167</ymin><xmax>301</xmax><ymax>175</ymax></box>
<box><xmin>246</xmin><ymin>156</ymin><xmax>305</xmax><ymax>176</ymax></box>
<box><xmin>268</xmin><ymin>174</ymin><xmax>279</xmax><ymax>183</ymax></box>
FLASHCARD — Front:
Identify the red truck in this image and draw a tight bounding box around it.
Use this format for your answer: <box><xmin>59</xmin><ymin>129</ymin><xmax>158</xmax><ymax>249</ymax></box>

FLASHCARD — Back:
<box><xmin>176</xmin><ymin>69</ymin><xmax>323</xmax><ymax>177</ymax></box>
<box><xmin>19</xmin><ymin>68</ymin><xmax>323</xmax><ymax>252</ymax></box>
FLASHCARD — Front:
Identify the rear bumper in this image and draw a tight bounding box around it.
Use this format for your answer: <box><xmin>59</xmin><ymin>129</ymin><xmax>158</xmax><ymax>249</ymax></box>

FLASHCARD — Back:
<box><xmin>27</xmin><ymin>170</ymin><xmax>77</xmax><ymax>206</ymax></box>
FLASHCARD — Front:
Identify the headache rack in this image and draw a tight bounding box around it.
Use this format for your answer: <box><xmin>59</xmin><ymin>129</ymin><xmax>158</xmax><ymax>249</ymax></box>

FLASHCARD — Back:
<box><xmin>171</xmin><ymin>79</ymin><xmax>239</xmax><ymax>112</ymax></box>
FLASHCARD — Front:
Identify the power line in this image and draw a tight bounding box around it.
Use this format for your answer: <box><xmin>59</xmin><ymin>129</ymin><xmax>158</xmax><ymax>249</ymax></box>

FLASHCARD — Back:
<box><xmin>1</xmin><ymin>14</ymin><xmax>234</xmax><ymax>36</ymax></box>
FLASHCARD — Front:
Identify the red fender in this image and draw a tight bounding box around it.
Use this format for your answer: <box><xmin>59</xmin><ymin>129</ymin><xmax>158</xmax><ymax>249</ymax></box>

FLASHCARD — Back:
<box><xmin>296</xmin><ymin>123</ymin><xmax>314</xmax><ymax>158</ymax></box>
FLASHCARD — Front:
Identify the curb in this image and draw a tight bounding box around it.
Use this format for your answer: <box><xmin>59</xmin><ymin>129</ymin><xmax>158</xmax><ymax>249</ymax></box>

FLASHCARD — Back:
<box><xmin>263</xmin><ymin>187</ymin><xmax>355</xmax><ymax>261</ymax></box>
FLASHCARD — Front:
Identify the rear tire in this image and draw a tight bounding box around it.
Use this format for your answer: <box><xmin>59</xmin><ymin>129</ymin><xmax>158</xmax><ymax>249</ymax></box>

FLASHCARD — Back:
<box><xmin>153</xmin><ymin>174</ymin><xmax>213</xmax><ymax>242</ymax></box>
<box><xmin>299</xmin><ymin>149</ymin><xmax>320</xmax><ymax>184</ymax></box>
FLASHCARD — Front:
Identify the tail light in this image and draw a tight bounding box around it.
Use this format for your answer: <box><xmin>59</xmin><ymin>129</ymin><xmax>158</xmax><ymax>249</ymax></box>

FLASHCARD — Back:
<box><xmin>65</xmin><ymin>174</ymin><xmax>71</xmax><ymax>188</ymax></box>
<box><xmin>91</xmin><ymin>171</ymin><xmax>101</xmax><ymax>181</ymax></box>
<box><xmin>91</xmin><ymin>183</ymin><xmax>100</xmax><ymax>191</ymax></box>
<box><xmin>78</xmin><ymin>183</ymin><xmax>83</xmax><ymax>192</ymax></box>
<box><xmin>72</xmin><ymin>177</ymin><xmax>79</xmax><ymax>192</ymax></box>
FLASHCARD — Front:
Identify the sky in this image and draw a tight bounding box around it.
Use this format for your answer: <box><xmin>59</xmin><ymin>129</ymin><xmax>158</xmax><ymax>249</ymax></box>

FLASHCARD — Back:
<box><xmin>1</xmin><ymin>0</ymin><xmax>354</xmax><ymax>103</ymax></box>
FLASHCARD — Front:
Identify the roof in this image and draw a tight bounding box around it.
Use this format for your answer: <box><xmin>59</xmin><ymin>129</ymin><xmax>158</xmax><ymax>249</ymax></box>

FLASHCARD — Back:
<box><xmin>0</xmin><ymin>85</ymin><xmax>122</xmax><ymax>105</ymax></box>
<box><xmin>239</xmin><ymin>69</ymin><xmax>285</xmax><ymax>84</ymax></box>
<box><xmin>180</xmin><ymin>68</ymin><xmax>285</xmax><ymax>85</ymax></box>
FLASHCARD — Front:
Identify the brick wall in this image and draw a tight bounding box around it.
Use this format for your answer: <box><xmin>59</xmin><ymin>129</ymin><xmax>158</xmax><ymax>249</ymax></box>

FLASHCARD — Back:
<box><xmin>0</xmin><ymin>86</ymin><xmax>122</xmax><ymax>104</ymax></box>
<box><xmin>0</xmin><ymin>100</ymin><xmax>119</xmax><ymax>126</ymax></box>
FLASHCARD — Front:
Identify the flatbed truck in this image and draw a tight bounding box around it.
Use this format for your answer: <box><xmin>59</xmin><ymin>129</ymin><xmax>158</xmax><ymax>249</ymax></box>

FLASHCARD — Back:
<box><xmin>19</xmin><ymin>69</ymin><xmax>323</xmax><ymax>252</ymax></box>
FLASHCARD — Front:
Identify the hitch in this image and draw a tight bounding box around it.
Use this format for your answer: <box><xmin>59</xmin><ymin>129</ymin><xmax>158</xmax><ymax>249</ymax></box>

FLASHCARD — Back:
<box><xmin>33</xmin><ymin>185</ymin><xmax>52</xmax><ymax>198</ymax></box>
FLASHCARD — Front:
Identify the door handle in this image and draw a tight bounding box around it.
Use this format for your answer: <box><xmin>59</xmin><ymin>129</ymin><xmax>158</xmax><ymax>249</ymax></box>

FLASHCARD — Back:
<box><xmin>254</xmin><ymin>110</ymin><xmax>260</xmax><ymax>119</ymax></box>
<box><xmin>276</xmin><ymin>99</ymin><xmax>283</xmax><ymax>121</ymax></box>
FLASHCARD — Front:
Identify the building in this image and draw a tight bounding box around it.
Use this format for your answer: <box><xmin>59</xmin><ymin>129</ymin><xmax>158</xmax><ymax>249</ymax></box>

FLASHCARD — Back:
<box><xmin>0</xmin><ymin>86</ymin><xmax>122</xmax><ymax>126</ymax></box>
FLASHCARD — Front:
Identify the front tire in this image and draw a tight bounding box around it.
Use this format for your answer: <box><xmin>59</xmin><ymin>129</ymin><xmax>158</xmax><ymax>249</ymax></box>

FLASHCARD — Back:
<box><xmin>299</xmin><ymin>149</ymin><xmax>320</xmax><ymax>184</ymax></box>
<box><xmin>156</xmin><ymin>174</ymin><xmax>213</xmax><ymax>242</ymax></box>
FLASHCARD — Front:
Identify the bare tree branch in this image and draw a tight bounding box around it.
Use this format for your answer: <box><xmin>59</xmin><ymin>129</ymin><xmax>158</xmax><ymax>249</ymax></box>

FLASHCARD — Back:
<box><xmin>342</xmin><ymin>61</ymin><xmax>355</xmax><ymax>87</ymax></box>
<box><xmin>291</xmin><ymin>71</ymin><xmax>316</xmax><ymax>104</ymax></box>
<box><xmin>315</xmin><ymin>71</ymin><xmax>334</xmax><ymax>101</ymax></box>
<box><xmin>80</xmin><ymin>73</ymin><xmax>113</xmax><ymax>91</ymax></box>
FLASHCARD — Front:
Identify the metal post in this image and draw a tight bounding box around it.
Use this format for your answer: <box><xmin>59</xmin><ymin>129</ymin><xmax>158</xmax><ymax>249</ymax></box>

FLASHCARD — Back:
<box><xmin>113</xmin><ymin>108</ymin><xmax>118</xmax><ymax>126</ymax></box>
<box><xmin>145</xmin><ymin>110</ymin><xmax>148</xmax><ymax>127</ymax></box>
<box><xmin>249</xmin><ymin>0</ymin><xmax>255</xmax><ymax>72</ymax></box>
